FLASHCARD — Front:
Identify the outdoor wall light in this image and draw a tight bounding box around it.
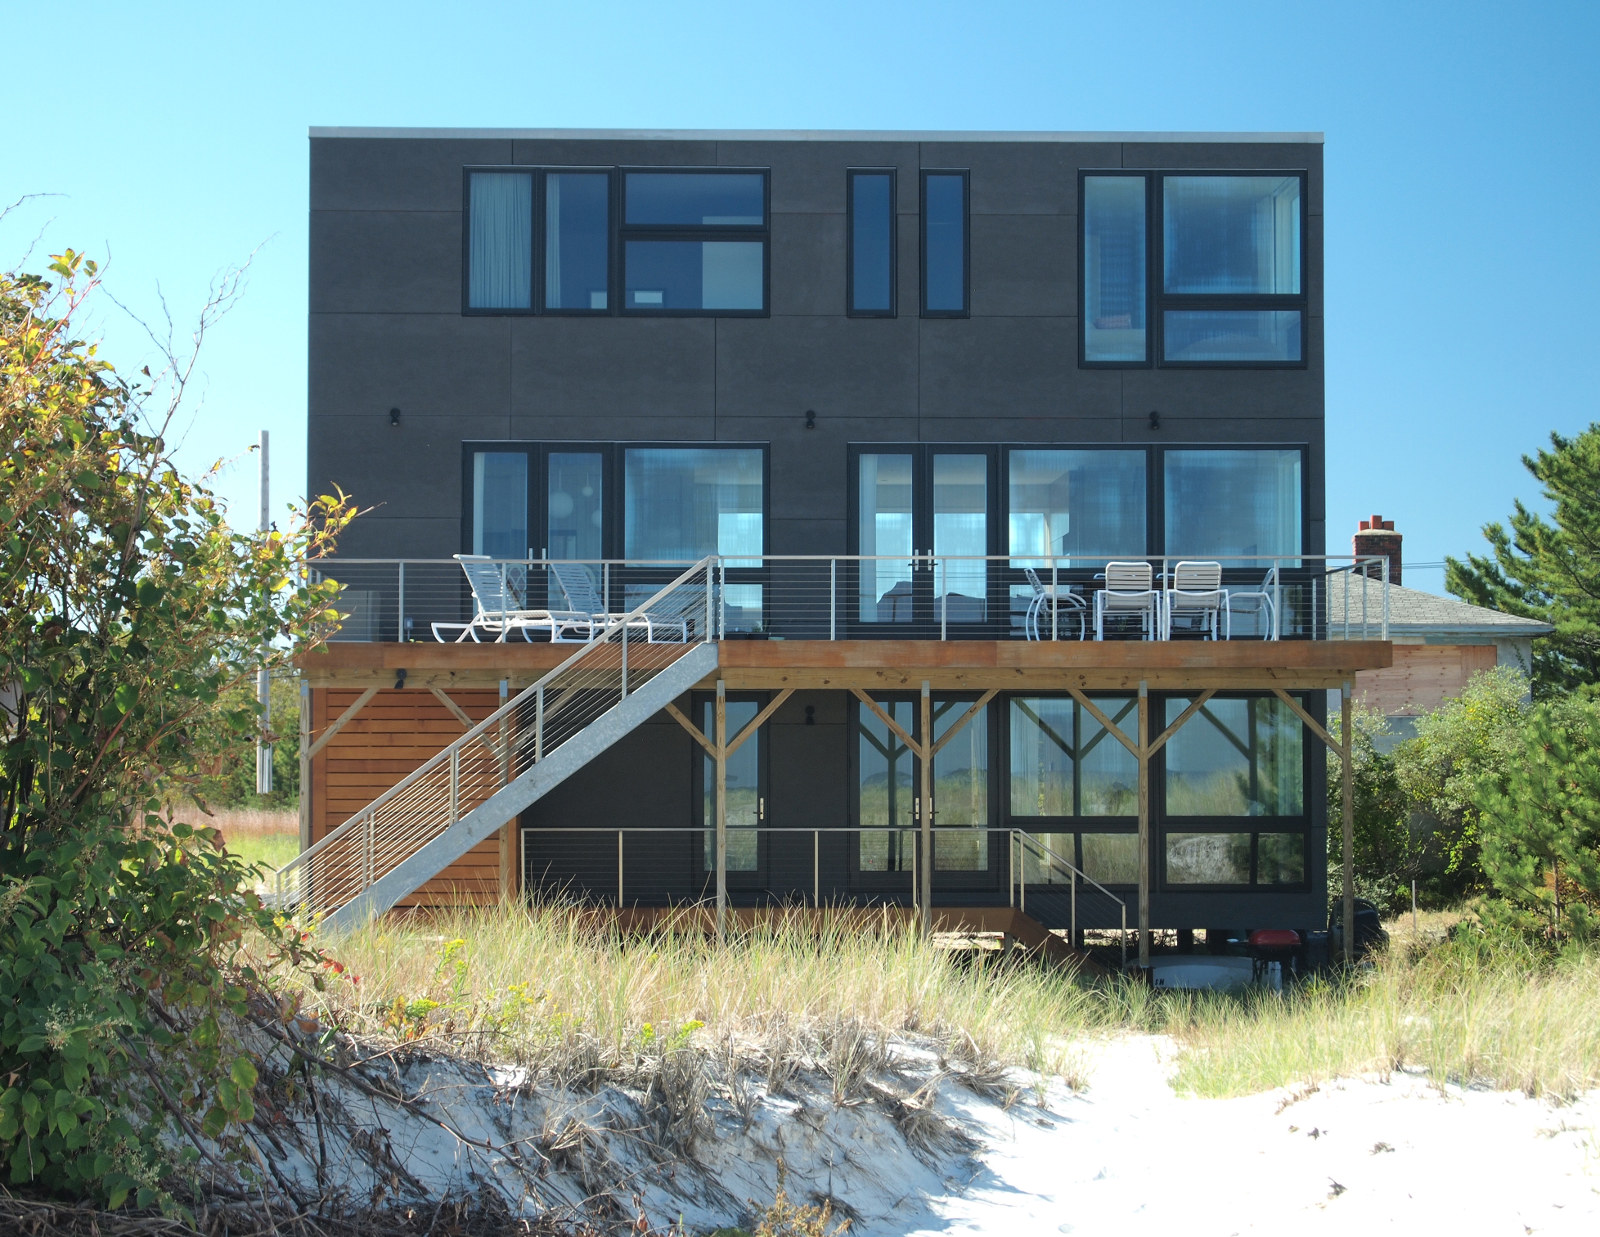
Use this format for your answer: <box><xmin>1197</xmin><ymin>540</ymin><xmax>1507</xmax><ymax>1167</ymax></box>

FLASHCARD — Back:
<box><xmin>804</xmin><ymin>409</ymin><xmax>816</xmax><ymax>430</ymax></box>
<box><xmin>804</xmin><ymin>705</ymin><xmax>816</xmax><ymax>726</ymax></box>
<box><xmin>1149</xmin><ymin>410</ymin><xmax>1161</xmax><ymax>430</ymax></box>
<box><xmin>389</xmin><ymin>407</ymin><xmax>402</xmax><ymax>427</ymax></box>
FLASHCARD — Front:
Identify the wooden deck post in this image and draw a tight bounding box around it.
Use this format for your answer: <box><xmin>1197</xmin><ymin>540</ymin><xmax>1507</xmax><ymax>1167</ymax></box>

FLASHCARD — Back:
<box><xmin>298</xmin><ymin>679</ymin><xmax>311</xmax><ymax>853</ymax></box>
<box><xmin>716</xmin><ymin>680</ymin><xmax>728</xmax><ymax>946</ymax></box>
<box><xmin>1341</xmin><ymin>682</ymin><xmax>1355</xmax><ymax>963</ymax></box>
<box><xmin>920</xmin><ymin>681</ymin><xmax>932</xmax><ymax>935</ymax></box>
<box><xmin>1137</xmin><ymin>680</ymin><xmax>1150</xmax><ymax>971</ymax></box>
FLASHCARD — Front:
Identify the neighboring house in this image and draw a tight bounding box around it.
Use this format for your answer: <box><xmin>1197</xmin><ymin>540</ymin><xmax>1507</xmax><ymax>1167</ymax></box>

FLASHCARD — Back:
<box><xmin>1329</xmin><ymin>515</ymin><xmax>1549</xmax><ymax>743</ymax></box>
<box><xmin>295</xmin><ymin>127</ymin><xmax>1390</xmax><ymax>961</ymax></box>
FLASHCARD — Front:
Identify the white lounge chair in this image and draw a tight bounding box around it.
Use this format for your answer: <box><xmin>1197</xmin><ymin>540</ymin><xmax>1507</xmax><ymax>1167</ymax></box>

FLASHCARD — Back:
<box><xmin>549</xmin><ymin>562</ymin><xmax>690</xmax><ymax>643</ymax></box>
<box><xmin>432</xmin><ymin>554</ymin><xmax>588</xmax><ymax>643</ymax></box>
<box><xmin>1225</xmin><ymin>566</ymin><xmax>1280</xmax><ymax>640</ymax></box>
<box><xmin>1022</xmin><ymin>567</ymin><xmax>1086</xmax><ymax>640</ymax></box>
<box><xmin>1163</xmin><ymin>560</ymin><xmax>1224</xmax><ymax>640</ymax></box>
<box><xmin>1095</xmin><ymin>561</ymin><xmax>1161</xmax><ymax>640</ymax></box>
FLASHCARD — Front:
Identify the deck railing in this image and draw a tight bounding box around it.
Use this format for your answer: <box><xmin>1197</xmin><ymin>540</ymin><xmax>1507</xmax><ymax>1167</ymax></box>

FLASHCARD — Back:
<box><xmin>516</xmin><ymin>824</ymin><xmax>1129</xmax><ymax>967</ymax></box>
<box><xmin>310</xmin><ymin>553</ymin><xmax>1390</xmax><ymax>644</ymax></box>
<box><xmin>275</xmin><ymin>558</ymin><xmax>718</xmax><ymax>915</ymax></box>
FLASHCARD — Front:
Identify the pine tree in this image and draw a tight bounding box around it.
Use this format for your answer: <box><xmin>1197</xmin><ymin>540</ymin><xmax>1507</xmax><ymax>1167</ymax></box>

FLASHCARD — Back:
<box><xmin>1446</xmin><ymin>425</ymin><xmax>1600</xmax><ymax>697</ymax></box>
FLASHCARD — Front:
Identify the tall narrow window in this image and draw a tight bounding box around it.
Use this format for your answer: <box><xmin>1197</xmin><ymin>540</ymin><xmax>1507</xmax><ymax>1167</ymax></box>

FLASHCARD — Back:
<box><xmin>921</xmin><ymin>171</ymin><xmax>968</xmax><ymax>316</ymax></box>
<box><xmin>466</xmin><ymin>172</ymin><xmax>533</xmax><ymax>310</ymax></box>
<box><xmin>847</xmin><ymin>170</ymin><xmax>895</xmax><ymax>316</ymax></box>
<box><xmin>544</xmin><ymin>172</ymin><xmax>610</xmax><ymax>311</ymax></box>
<box><xmin>1082</xmin><ymin>175</ymin><xmax>1147</xmax><ymax>363</ymax></box>
<box><xmin>703</xmin><ymin>699</ymin><xmax>760</xmax><ymax>873</ymax></box>
<box><xmin>470</xmin><ymin>452</ymin><xmax>528</xmax><ymax>557</ymax></box>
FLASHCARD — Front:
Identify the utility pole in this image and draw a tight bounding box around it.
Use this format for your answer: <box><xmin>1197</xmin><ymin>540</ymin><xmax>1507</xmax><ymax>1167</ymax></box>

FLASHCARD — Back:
<box><xmin>256</xmin><ymin>430</ymin><xmax>273</xmax><ymax>794</ymax></box>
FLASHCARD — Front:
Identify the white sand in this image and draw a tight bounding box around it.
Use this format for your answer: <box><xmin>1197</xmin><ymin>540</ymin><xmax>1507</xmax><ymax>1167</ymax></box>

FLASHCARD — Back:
<box><xmin>888</xmin><ymin>1036</ymin><xmax>1600</xmax><ymax>1237</ymax></box>
<box><xmin>243</xmin><ymin>1032</ymin><xmax>1600</xmax><ymax>1234</ymax></box>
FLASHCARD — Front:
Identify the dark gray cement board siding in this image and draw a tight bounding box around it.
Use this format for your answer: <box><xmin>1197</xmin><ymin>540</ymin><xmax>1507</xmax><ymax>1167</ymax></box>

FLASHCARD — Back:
<box><xmin>308</xmin><ymin>132</ymin><xmax>1323</xmax><ymax>556</ymax></box>
<box><xmin>309</xmin><ymin>130</ymin><xmax>1327</xmax><ymax>929</ymax></box>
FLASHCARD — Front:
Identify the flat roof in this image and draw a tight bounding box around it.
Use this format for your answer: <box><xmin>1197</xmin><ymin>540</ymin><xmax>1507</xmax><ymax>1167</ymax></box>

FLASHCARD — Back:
<box><xmin>309</xmin><ymin>126</ymin><xmax>1323</xmax><ymax>145</ymax></box>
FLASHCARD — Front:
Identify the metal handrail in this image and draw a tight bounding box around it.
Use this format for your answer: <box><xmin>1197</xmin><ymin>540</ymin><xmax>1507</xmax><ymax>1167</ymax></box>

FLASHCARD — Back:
<box><xmin>275</xmin><ymin>556</ymin><xmax>718</xmax><ymax>913</ymax></box>
<box><xmin>518</xmin><ymin>823</ymin><xmax>1132</xmax><ymax>968</ymax></box>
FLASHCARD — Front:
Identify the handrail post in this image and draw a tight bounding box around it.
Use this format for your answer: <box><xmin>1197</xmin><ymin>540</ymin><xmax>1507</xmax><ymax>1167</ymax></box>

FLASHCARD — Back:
<box><xmin>1051</xmin><ymin>560</ymin><xmax>1059</xmax><ymax>641</ymax></box>
<box><xmin>704</xmin><ymin>560</ymin><xmax>714</xmax><ymax>643</ymax></box>
<box><xmin>397</xmin><ymin>561</ymin><xmax>406</xmax><ymax>643</ymax></box>
<box><xmin>602</xmin><ymin>560</ymin><xmax>610</xmax><ymax>615</ymax></box>
<box><xmin>939</xmin><ymin>558</ymin><xmax>948</xmax><ymax>641</ymax></box>
<box><xmin>718</xmin><ymin>558</ymin><xmax>726</xmax><ymax>638</ymax></box>
<box><xmin>829</xmin><ymin>558</ymin><xmax>837</xmax><ymax>641</ymax></box>
<box><xmin>1009</xmin><ymin>832</ymin><xmax>1015</xmax><ymax>908</ymax></box>
<box><xmin>535</xmin><ymin>686</ymin><xmax>545</xmax><ymax>762</ymax></box>
<box><xmin>1071</xmin><ymin>869</ymin><xmax>1077</xmax><ymax>946</ymax></box>
<box><xmin>364</xmin><ymin>811</ymin><xmax>375</xmax><ymax>889</ymax></box>
<box><xmin>448</xmin><ymin>749</ymin><xmax>460</xmax><ymax>823</ymax></box>
<box><xmin>620</xmin><ymin>620</ymin><xmax>629</xmax><ymax>699</ymax></box>
<box><xmin>1121</xmin><ymin>905</ymin><xmax>1128</xmax><ymax>972</ymax></box>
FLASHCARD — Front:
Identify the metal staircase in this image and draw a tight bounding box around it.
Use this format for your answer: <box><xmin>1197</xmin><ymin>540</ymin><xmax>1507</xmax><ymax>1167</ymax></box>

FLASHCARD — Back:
<box><xmin>274</xmin><ymin>559</ymin><xmax>720</xmax><ymax>933</ymax></box>
<box><xmin>1010</xmin><ymin>830</ymin><xmax>1129</xmax><ymax>971</ymax></box>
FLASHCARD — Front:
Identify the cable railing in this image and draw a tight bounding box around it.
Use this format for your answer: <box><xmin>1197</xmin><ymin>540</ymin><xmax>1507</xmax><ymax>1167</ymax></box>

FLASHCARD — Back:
<box><xmin>309</xmin><ymin>553</ymin><xmax>1390</xmax><ymax>645</ymax></box>
<box><xmin>274</xmin><ymin>558</ymin><xmax>718</xmax><ymax>916</ymax></box>
<box><xmin>515</xmin><ymin>824</ymin><xmax>1130</xmax><ymax>966</ymax></box>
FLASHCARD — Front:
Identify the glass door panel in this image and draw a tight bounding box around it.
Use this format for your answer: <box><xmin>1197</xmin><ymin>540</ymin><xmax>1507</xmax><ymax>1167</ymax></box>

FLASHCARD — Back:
<box><xmin>932</xmin><ymin>453</ymin><xmax>988</xmax><ymax>623</ymax></box>
<box><xmin>857</xmin><ymin>699</ymin><xmax>915</xmax><ymax>874</ymax></box>
<box><xmin>471</xmin><ymin>451</ymin><xmax>530</xmax><ymax>605</ymax></box>
<box><xmin>933</xmin><ymin>698</ymin><xmax>989</xmax><ymax>872</ymax></box>
<box><xmin>858</xmin><ymin>453</ymin><xmax>915</xmax><ymax>623</ymax></box>
<box><xmin>703</xmin><ymin>699</ymin><xmax>761</xmax><ymax>875</ymax></box>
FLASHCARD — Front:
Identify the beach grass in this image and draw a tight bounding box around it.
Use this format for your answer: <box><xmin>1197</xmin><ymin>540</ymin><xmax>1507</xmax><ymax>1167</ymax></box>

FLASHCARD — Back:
<box><xmin>285</xmin><ymin>904</ymin><xmax>1600</xmax><ymax>1102</ymax></box>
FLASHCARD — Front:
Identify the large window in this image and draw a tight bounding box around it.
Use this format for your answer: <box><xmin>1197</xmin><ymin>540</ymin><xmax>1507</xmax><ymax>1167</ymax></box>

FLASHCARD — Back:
<box><xmin>847</xmin><ymin>169</ymin><xmax>896</xmax><ymax>316</ymax></box>
<box><xmin>1081</xmin><ymin>170</ymin><xmax>1307</xmax><ymax>367</ymax></box>
<box><xmin>623</xmin><ymin>448</ymin><xmax>764</xmax><ymax>564</ymax></box>
<box><xmin>1007</xmin><ymin>449</ymin><xmax>1147</xmax><ymax>569</ymax></box>
<box><xmin>622</xmin><ymin>171</ymin><xmax>768</xmax><ymax>313</ymax></box>
<box><xmin>1163</xmin><ymin>448</ymin><xmax>1302</xmax><ymax>560</ymax></box>
<box><xmin>465</xmin><ymin>166</ymin><xmax>768</xmax><ymax>316</ymax></box>
<box><xmin>1162</xmin><ymin>694</ymin><xmax>1307</xmax><ymax>888</ymax></box>
<box><xmin>921</xmin><ymin>171</ymin><xmax>968</xmax><ymax>317</ymax></box>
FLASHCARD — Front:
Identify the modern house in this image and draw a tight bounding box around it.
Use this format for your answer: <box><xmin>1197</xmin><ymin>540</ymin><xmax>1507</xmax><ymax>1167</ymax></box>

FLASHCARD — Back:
<box><xmin>291</xmin><ymin>127</ymin><xmax>1390</xmax><ymax>966</ymax></box>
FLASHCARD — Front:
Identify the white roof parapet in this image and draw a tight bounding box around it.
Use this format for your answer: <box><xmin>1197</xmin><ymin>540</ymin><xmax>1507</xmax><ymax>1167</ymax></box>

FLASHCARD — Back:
<box><xmin>308</xmin><ymin>126</ymin><xmax>1325</xmax><ymax>145</ymax></box>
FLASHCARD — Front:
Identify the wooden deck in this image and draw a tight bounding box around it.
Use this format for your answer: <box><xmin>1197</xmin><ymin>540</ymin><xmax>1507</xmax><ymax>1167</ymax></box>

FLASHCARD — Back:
<box><xmin>299</xmin><ymin>637</ymin><xmax>1392</xmax><ymax>691</ymax></box>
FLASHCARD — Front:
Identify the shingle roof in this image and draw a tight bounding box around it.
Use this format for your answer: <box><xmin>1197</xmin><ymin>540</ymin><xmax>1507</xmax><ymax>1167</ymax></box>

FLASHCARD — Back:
<box><xmin>1327</xmin><ymin>574</ymin><xmax>1552</xmax><ymax>636</ymax></box>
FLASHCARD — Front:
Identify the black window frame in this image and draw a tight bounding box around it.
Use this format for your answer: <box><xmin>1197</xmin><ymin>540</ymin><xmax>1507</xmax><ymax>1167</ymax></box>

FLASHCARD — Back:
<box><xmin>618</xmin><ymin>166</ymin><xmax>771</xmax><ymax>318</ymax></box>
<box><xmin>846</xmin><ymin>167</ymin><xmax>898</xmax><ymax>318</ymax></box>
<box><xmin>460</xmin><ymin>440</ymin><xmax>771</xmax><ymax>620</ymax></box>
<box><xmin>1155</xmin><ymin>690</ymin><xmax>1315</xmax><ymax>892</ymax></box>
<box><xmin>919</xmin><ymin>169</ymin><xmax>969</xmax><ymax>319</ymax></box>
<box><xmin>462</xmin><ymin>165</ymin><xmax>616</xmax><ymax>318</ymax></box>
<box><xmin>1078</xmin><ymin>168</ymin><xmax>1310</xmax><ymax>371</ymax></box>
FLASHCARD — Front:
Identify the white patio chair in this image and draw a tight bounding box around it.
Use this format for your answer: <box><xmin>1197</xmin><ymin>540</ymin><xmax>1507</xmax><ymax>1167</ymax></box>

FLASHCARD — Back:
<box><xmin>1225</xmin><ymin>566</ymin><xmax>1280</xmax><ymax>640</ymax></box>
<box><xmin>1022</xmin><ymin>567</ymin><xmax>1087</xmax><ymax>640</ymax></box>
<box><xmin>1163</xmin><ymin>560</ymin><xmax>1224</xmax><ymax>640</ymax></box>
<box><xmin>549</xmin><ymin>562</ymin><xmax>689</xmax><ymax>643</ymax></box>
<box><xmin>434</xmin><ymin>554</ymin><xmax>589</xmax><ymax>643</ymax></box>
<box><xmin>1094</xmin><ymin>561</ymin><xmax>1161</xmax><ymax>640</ymax></box>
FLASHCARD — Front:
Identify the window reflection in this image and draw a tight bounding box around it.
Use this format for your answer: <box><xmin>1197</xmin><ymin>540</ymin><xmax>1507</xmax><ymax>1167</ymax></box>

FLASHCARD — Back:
<box><xmin>1163</xmin><ymin>449</ymin><xmax>1301</xmax><ymax>560</ymax></box>
<box><xmin>1083</xmin><ymin>176</ymin><xmax>1147</xmax><ymax>362</ymax></box>
<box><xmin>703</xmin><ymin>699</ymin><xmax>759</xmax><ymax>872</ymax></box>
<box><xmin>624</xmin><ymin>448</ymin><xmax>763</xmax><ymax>564</ymax></box>
<box><xmin>1008</xmin><ymin>450</ymin><xmax>1146</xmax><ymax>569</ymax></box>
<box><xmin>1164</xmin><ymin>696</ymin><xmax>1303</xmax><ymax>817</ymax></box>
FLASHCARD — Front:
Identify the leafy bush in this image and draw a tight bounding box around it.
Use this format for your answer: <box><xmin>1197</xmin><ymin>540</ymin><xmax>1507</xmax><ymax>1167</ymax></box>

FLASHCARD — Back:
<box><xmin>0</xmin><ymin>250</ymin><xmax>353</xmax><ymax>1207</ymax></box>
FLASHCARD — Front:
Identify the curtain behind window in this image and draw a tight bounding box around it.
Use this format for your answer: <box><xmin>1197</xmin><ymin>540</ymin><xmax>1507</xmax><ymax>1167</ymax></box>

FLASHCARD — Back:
<box><xmin>468</xmin><ymin>172</ymin><xmax>532</xmax><ymax>310</ymax></box>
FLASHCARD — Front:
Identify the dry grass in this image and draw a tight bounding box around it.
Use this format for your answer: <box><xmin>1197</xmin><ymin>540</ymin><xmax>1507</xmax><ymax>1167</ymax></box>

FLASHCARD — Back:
<box><xmin>291</xmin><ymin>905</ymin><xmax>1102</xmax><ymax>1088</ymax></box>
<box><xmin>204</xmin><ymin>806</ymin><xmax>299</xmax><ymax>871</ymax></box>
<box><xmin>1170</xmin><ymin>936</ymin><xmax>1600</xmax><ymax>1100</ymax></box>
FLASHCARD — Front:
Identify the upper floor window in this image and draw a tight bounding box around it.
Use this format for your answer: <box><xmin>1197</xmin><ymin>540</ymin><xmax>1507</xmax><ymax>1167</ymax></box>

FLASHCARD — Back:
<box><xmin>622</xmin><ymin>170</ymin><xmax>768</xmax><ymax>314</ymax></box>
<box><xmin>847</xmin><ymin>169</ymin><xmax>896</xmax><ymax>316</ymax></box>
<box><xmin>1081</xmin><ymin>170</ymin><xmax>1307</xmax><ymax>367</ymax></box>
<box><xmin>464</xmin><ymin>166</ymin><xmax>769</xmax><ymax>317</ymax></box>
<box><xmin>921</xmin><ymin>170</ymin><xmax>968</xmax><ymax>317</ymax></box>
<box><xmin>466</xmin><ymin>172</ymin><xmax>535</xmax><ymax>311</ymax></box>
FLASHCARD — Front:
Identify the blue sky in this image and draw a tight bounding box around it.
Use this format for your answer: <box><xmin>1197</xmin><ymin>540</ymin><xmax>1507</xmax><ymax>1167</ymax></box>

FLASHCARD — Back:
<box><xmin>7</xmin><ymin>1</ymin><xmax>1597</xmax><ymax>588</ymax></box>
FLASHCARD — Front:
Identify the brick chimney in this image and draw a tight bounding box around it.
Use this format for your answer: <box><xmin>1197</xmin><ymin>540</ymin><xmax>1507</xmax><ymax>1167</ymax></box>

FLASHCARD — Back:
<box><xmin>1353</xmin><ymin>514</ymin><xmax>1401</xmax><ymax>586</ymax></box>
